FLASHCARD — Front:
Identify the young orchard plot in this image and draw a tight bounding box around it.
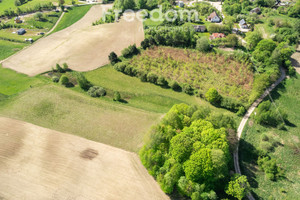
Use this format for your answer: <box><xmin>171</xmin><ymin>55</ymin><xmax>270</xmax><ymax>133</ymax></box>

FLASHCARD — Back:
<box><xmin>129</xmin><ymin>46</ymin><xmax>254</xmax><ymax>103</ymax></box>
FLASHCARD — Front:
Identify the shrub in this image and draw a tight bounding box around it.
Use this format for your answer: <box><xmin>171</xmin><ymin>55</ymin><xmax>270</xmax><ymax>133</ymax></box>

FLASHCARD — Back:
<box><xmin>59</xmin><ymin>75</ymin><xmax>69</xmax><ymax>86</ymax></box>
<box><xmin>124</xmin><ymin>65</ymin><xmax>133</xmax><ymax>76</ymax></box>
<box><xmin>236</xmin><ymin>106</ymin><xmax>246</xmax><ymax>116</ymax></box>
<box><xmin>139</xmin><ymin>72</ymin><xmax>148</xmax><ymax>82</ymax></box>
<box><xmin>182</xmin><ymin>83</ymin><xmax>194</xmax><ymax>95</ymax></box>
<box><xmin>76</xmin><ymin>72</ymin><xmax>92</xmax><ymax>91</ymax></box>
<box><xmin>63</xmin><ymin>63</ymin><xmax>69</xmax><ymax>71</ymax></box>
<box><xmin>114</xmin><ymin>62</ymin><xmax>127</xmax><ymax>72</ymax></box>
<box><xmin>113</xmin><ymin>91</ymin><xmax>121</xmax><ymax>101</ymax></box>
<box><xmin>205</xmin><ymin>88</ymin><xmax>222</xmax><ymax>105</ymax></box>
<box><xmin>169</xmin><ymin>80</ymin><xmax>181</xmax><ymax>91</ymax></box>
<box><xmin>196</xmin><ymin>37</ymin><xmax>211</xmax><ymax>52</ymax></box>
<box><xmin>141</xmin><ymin>38</ymin><xmax>150</xmax><ymax>49</ymax></box>
<box><xmin>109</xmin><ymin>51</ymin><xmax>119</xmax><ymax>65</ymax></box>
<box><xmin>147</xmin><ymin>72</ymin><xmax>158</xmax><ymax>84</ymax></box>
<box><xmin>87</xmin><ymin>86</ymin><xmax>106</xmax><ymax>97</ymax></box>
<box><xmin>157</xmin><ymin>76</ymin><xmax>168</xmax><ymax>87</ymax></box>
<box><xmin>56</xmin><ymin>64</ymin><xmax>65</xmax><ymax>73</ymax></box>
<box><xmin>122</xmin><ymin>44</ymin><xmax>139</xmax><ymax>58</ymax></box>
<box><xmin>52</xmin><ymin>76</ymin><xmax>59</xmax><ymax>83</ymax></box>
<box><xmin>221</xmin><ymin>97</ymin><xmax>241</xmax><ymax>112</ymax></box>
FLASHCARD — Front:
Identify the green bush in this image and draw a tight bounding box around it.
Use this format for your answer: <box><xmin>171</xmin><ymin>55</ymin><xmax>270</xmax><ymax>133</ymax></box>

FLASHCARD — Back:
<box><xmin>56</xmin><ymin>64</ymin><xmax>65</xmax><ymax>73</ymax></box>
<box><xmin>114</xmin><ymin>62</ymin><xmax>127</xmax><ymax>72</ymax></box>
<box><xmin>63</xmin><ymin>63</ymin><xmax>69</xmax><ymax>71</ymax></box>
<box><xmin>147</xmin><ymin>72</ymin><xmax>158</xmax><ymax>84</ymax></box>
<box><xmin>157</xmin><ymin>76</ymin><xmax>168</xmax><ymax>87</ymax></box>
<box><xmin>205</xmin><ymin>88</ymin><xmax>222</xmax><ymax>106</ymax></box>
<box><xmin>76</xmin><ymin>72</ymin><xmax>92</xmax><ymax>91</ymax></box>
<box><xmin>113</xmin><ymin>91</ymin><xmax>121</xmax><ymax>101</ymax></box>
<box><xmin>236</xmin><ymin>106</ymin><xmax>246</xmax><ymax>116</ymax></box>
<box><xmin>52</xmin><ymin>76</ymin><xmax>59</xmax><ymax>83</ymax></box>
<box><xmin>109</xmin><ymin>51</ymin><xmax>119</xmax><ymax>65</ymax></box>
<box><xmin>169</xmin><ymin>80</ymin><xmax>181</xmax><ymax>91</ymax></box>
<box><xmin>196</xmin><ymin>37</ymin><xmax>211</xmax><ymax>52</ymax></box>
<box><xmin>59</xmin><ymin>75</ymin><xmax>69</xmax><ymax>86</ymax></box>
<box><xmin>87</xmin><ymin>86</ymin><xmax>106</xmax><ymax>97</ymax></box>
<box><xmin>182</xmin><ymin>83</ymin><xmax>194</xmax><ymax>95</ymax></box>
<box><xmin>121</xmin><ymin>44</ymin><xmax>139</xmax><ymax>58</ymax></box>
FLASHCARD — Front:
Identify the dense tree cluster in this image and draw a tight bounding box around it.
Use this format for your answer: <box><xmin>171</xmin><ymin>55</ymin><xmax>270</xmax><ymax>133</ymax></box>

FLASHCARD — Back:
<box><xmin>140</xmin><ymin>104</ymin><xmax>236</xmax><ymax>199</ymax></box>
<box><xmin>145</xmin><ymin>26</ymin><xmax>196</xmax><ymax>48</ymax></box>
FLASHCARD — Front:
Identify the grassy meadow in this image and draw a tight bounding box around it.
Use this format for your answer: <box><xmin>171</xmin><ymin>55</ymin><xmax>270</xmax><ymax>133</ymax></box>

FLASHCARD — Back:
<box><xmin>128</xmin><ymin>46</ymin><xmax>254</xmax><ymax>103</ymax></box>
<box><xmin>0</xmin><ymin>40</ymin><xmax>28</xmax><ymax>60</ymax></box>
<box><xmin>240</xmin><ymin>74</ymin><xmax>300</xmax><ymax>199</ymax></box>
<box><xmin>52</xmin><ymin>5</ymin><xmax>92</xmax><ymax>33</ymax></box>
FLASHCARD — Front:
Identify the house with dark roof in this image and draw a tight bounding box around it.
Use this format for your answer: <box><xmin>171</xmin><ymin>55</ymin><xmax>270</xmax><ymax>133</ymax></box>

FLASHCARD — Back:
<box><xmin>209</xmin><ymin>33</ymin><xmax>226</xmax><ymax>40</ymax></box>
<box><xmin>207</xmin><ymin>11</ymin><xmax>221</xmax><ymax>23</ymax></box>
<box><xmin>239</xmin><ymin>19</ymin><xmax>248</xmax><ymax>29</ymax></box>
<box><xmin>250</xmin><ymin>7</ymin><xmax>261</xmax><ymax>14</ymax></box>
<box><xmin>17</xmin><ymin>28</ymin><xmax>26</xmax><ymax>35</ymax></box>
<box><xmin>193</xmin><ymin>25</ymin><xmax>206</xmax><ymax>32</ymax></box>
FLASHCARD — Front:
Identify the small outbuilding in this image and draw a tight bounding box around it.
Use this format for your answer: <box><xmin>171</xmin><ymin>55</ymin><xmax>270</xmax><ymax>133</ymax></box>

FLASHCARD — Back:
<box><xmin>17</xmin><ymin>28</ymin><xmax>26</xmax><ymax>35</ymax></box>
<box><xmin>239</xmin><ymin>19</ymin><xmax>248</xmax><ymax>29</ymax></box>
<box><xmin>207</xmin><ymin>11</ymin><xmax>221</xmax><ymax>23</ymax></box>
<box><xmin>15</xmin><ymin>17</ymin><xmax>22</xmax><ymax>23</ymax></box>
<box><xmin>193</xmin><ymin>25</ymin><xmax>206</xmax><ymax>32</ymax></box>
<box><xmin>178</xmin><ymin>1</ymin><xmax>184</xmax><ymax>7</ymax></box>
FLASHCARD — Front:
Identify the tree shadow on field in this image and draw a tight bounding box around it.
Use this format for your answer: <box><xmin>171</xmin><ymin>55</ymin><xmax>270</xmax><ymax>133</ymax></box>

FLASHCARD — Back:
<box><xmin>267</xmin><ymin>81</ymin><xmax>287</xmax><ymax>102</ymax></box>
<box><xmin>119</xmin><ymin>99</ymin><xmax>128</xmax><ymax>104</ymax></box>
<box><xmin>239</xmin><ymin>139</ymin><xmax>259</xmax><ymax>189</ymax></box>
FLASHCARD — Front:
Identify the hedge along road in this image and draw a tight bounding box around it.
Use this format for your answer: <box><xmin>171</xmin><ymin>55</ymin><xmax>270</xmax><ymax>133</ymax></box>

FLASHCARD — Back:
<box><xmin>234</xmin><ymin>67</ymin><xmax>286</xmax><ymax>200</ymax></box>
<box><xmin>1</xmin><ymin>4</ymin><xmax>144</xmax><ymax>76</ymax></box>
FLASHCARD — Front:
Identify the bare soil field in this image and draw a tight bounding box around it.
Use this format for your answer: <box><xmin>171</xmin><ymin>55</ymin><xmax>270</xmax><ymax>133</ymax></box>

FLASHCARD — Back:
<box><xmin>0</xmin><ymin>117</ymin><xmax>169</xmax><ymax>200</ymax></box>
<box><xmin>2</xmin><ymin>5</ymin><xmax>144</xmax><ymax>76</ymax></box>
<box><xmin>291</xmin><ymin>44</ymin><xmax>300</xmax><ymax>74</ymax></box>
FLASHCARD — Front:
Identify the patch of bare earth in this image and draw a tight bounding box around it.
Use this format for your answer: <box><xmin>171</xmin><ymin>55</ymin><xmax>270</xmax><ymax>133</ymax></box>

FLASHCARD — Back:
<box><xmin>291</xmin><ymin>44</ymin><xmax>300</xmax><ymax>74</ymax></box>
<box><xmin>0</xmin><ymin>117</ymin><xmax>168</xmax><ymax>200</ymax></box>
<box><xmin>2</xmin><ymin>5</ymin><xmax>144</xmax><ymax>76</ymax></box>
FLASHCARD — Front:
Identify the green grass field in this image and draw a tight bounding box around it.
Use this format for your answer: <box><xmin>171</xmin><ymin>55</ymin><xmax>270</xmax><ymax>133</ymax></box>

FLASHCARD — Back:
<box><xmin>0</xmin><ymin>0</ymin><xmax>78</xmax><ymax>16</ymax></box>
<box><xmin>84</xmin><ymin>64</ymin><xmax>220</xmax><ymax>114</ymax></box>
<box><xmin>0</xmin><ymin>40</ymin><xmax>28</xmax><ymax>60</ymax></box>
<box><xmin>240</xmin><ymin>74</ymin><xmax>300</xmax><ymax>199</ymax></box>
<box><xmin>52</xmin><ymin>5</ymin><xmax>92</xmax><ymax>33</ymax></box>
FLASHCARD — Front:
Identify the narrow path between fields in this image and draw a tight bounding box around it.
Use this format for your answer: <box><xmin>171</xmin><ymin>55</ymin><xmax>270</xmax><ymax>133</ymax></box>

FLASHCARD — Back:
<box><xmin>234</xmin><ymin>67</ymin><xmax>286</xmax><ymax>200</ymax></box>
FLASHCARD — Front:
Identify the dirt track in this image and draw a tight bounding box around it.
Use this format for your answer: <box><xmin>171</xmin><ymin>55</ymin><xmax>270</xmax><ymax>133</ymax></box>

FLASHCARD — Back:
<box><xmin>0</xmin><ymin>117</ymin><xmax>169</xmax><ymax>200</ymax></box>
<box><xmin>2</xmin><ymin>5</ymin><xmax>144</xmax><ymax>76</ymax></box>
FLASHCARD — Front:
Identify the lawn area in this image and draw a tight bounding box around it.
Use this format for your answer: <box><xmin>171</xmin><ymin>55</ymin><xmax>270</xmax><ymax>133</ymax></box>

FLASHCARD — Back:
<box><xmin>52</xmin><ymin>5</ymin><xmax>92</xmax><ymax>33</ymax></box>
<box><xmin>0</xmin><ymin>40</ymin><xmax>28</xmax><ymax>60</ymax></box>
<box><xmin>143</xmin><ymin>9</ymin><xmax>163</xmax><ymax>27</ymax></box>
<box><xmin>127</xmin><ymin>46</ymin><xmax>253</xmax><ymax>103</ymax></box>
<box><xmin>0</xmin><ymin>65</ymin><xmax>47</xmax><ymax>95</ymax></box>
<box><xmin>240</xmin><ymin>74</ymin><xmax>300</xmax><ymax>199</ymax></box>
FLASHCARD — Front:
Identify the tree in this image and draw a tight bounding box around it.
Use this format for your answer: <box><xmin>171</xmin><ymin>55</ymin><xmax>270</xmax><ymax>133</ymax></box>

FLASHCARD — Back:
<box><xmin>252</xmin><ymin>39</ymin><xmax>277</xmax><ymax>63</ymax></box>
<box><xmin>205</xmin><ymin>88</ymin><xmax>222</xmax><ymax>105</ymax></box>
<box><xmin>76</xmin><ymin>72</ymin><xmax>92</xmax><ymax>91</ymax></box>
<box><xmin>59</xmin><ymin>75</ymin><xmax>69</xmax><ymax>86</ymax></box>
<box><xmin>87</xmin><ymin>86</ymin><xmax>106</xmax><ymax>97</ymax></box>
<box><xmin>196</xmin><ymin>37</ymin><xmax>211</xmax><ymax>52</ymax></box>
<box><xmin>226</xmin><ymin>174</ymin><xmax>250</xmax><ymax>200</ymax></box>
<box><xmin>113</xmin><ymin>91</ymin><xmax>121</xmax><ymax>101</ymax></box>
<box><xmin>34</xmin><ymin>12</ymin><xmax>43</xmax><ymax>21</ymax></box>
<box><xmin>59</xmin><ymin>0</ymin><xmax>65</xmax><ymax>11</ymax></box>
<box><xmin>226</xmin><ymin>34</ymin><xmax>239</xmax><ymax>47</ymax></box>
<box><xmin>170</xmin><ymin>133</ymin><xmax>193</xmax><ymax>162</ymax></box>
<box><xmin>63</xmin><ymin>63</ymin><xmax>69</xmax><ymax>71</ymax></box>
<box><xmin>56</xmin><ymin>64</ymin><xmax>65</xmax><ymax>73</ymax></box>
<box><xmin>109</xmin><ymin>52</ymin><xmax>119</xmax><ymax>65</ymax></box>
<box><xmin>157</xmin><ymin>76</ymin><xmax>168</xmax><ymax>87</ymax></box>
<box><xmin>169</xmin><ymin>80</ymin><xmax>181</xmax><ymax>91</ymax></box>
<box><xmin>245</xmin><ymin>31</ymin><xmax>262</xmax><ymax>50</ymax></box>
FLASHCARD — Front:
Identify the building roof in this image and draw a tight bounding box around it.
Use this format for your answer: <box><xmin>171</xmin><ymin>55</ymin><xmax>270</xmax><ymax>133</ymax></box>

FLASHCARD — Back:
<box><xmin>193</xmin><ymin>25</ymin><xmax>206</xmax><ymax>32</ymax></box>
<box><xmin>239</xmin><ymin>19</ymin><xmax>246</xmax><ymax>25</ymax></box>
<box><xmin>210</xmin><ymin>33</ymin><xmax>226</xmax><ymax>40</ymax></box>
<box><xmin>250</xmin><ymin>7</ymin><xmax>261</xmax><ymax>14</ymax></box>
<box><xmin>208</xmin><ymin>11</ymin><xmax>219</xmax><ymax>20</ymax></box>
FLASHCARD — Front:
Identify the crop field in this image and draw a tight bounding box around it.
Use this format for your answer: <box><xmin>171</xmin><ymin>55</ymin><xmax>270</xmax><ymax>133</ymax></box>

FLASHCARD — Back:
<box><xmin>0</xmin><ymin>117</ymin><xmax>168</xmax><ymax>200</ymax></box>
<box><xmin>129</xmin><ymin>46</ymin><xmax>254</xmax><ymax>103</ymax></box>
<box><xmin>240</xmin><ymin>74</ymin><xmax>300</xmax><ymax>199</ymax></box>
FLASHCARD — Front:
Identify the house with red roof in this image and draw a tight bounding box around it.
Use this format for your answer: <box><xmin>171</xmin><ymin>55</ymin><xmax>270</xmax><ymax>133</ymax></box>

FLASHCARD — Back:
<box><xmin>209</xmin><ymin>33</ymin><xmax>226</xmax><ymax>40</ymax></box>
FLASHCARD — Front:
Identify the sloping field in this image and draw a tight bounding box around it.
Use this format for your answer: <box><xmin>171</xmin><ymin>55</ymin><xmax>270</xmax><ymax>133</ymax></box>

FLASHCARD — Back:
<box><xmin>2</xmin><ymin>5</ymin><xmax>144</xmax><ymax>76</ymax></box>
<box><xmin>0</xmin><ymin>117</ymin><xmax>169</xmax><ymax>200</ymax></box>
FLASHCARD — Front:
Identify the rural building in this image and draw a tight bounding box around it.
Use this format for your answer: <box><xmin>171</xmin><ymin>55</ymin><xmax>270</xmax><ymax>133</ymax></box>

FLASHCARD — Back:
<box><xmin>207</xmin><ymin>11</ymin><xmax>221</xmax><ymax>23</ymax></box>
<box><xmin>250</xmin><ymin>7</ymin><xmax>261</xmax><ymax>14</ymax></box>
<box><xmin>232</xmin><ymin>28</ymin><xmax>239</xmax><ymax>34</ymax></box>
<box><xmin>239</xmin><ymin>19</ymin><xmax>248</xmax><ymax>29</ymax></box>
<box><xmin>15</xmin><ymin>17</ymin><xmax>22</xmax><ymax>23</ymax></box>
<box><xmin>209</xmin><ymin>33</ymin><xmax>226</xmax><ymax>40</ymax></box>
<box><xmin>193</xmin><ymin>25</ymin><xmax>206</xmax><ymax>32</ymax></box>
<box><xmin>17</xmin><ymin>28</ymin><xmax>26</xmax><ymax>35</ymax></box>
<box><xmin>178</xmin><ymin>1</ymin><xmax>184</xmax><ymax>7</ymax></box>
